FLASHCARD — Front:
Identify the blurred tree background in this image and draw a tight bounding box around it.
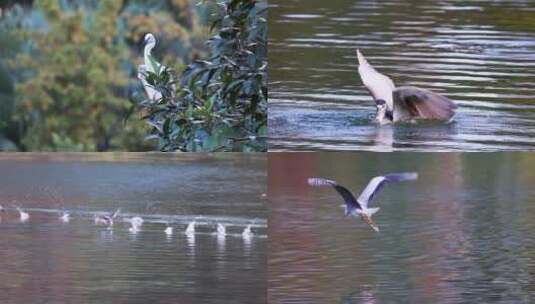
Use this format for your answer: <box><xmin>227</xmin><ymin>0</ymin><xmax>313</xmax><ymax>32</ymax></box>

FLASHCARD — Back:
<box><xmin>0</xmin><ymin>0</ymin><xmax>213</xmax><ymax>151</ymax></box>
<box><xmin>137</xmin><ymin>0</ymin><xmax>267</xmax><ymax>152</ymax></box>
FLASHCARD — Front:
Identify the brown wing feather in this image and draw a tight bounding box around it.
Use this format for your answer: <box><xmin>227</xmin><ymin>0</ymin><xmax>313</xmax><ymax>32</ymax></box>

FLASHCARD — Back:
<box><xmin>393</xmin><ymin>86</ymin><xmax>457</xmax><ymax>121</ymax></box>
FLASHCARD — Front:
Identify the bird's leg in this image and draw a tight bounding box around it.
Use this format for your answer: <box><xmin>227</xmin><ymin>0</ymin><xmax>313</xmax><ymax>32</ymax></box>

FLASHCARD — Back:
<box><xmin>361</xmin><ymin>214</ymin><xmax>380</xmax><ymax>232</ymax></box>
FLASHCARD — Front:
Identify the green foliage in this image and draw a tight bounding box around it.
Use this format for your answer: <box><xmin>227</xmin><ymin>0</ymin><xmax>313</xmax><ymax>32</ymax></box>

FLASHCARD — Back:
<box><xmin>0</xmin><ymin>0</ymin><xmax>209</xmax><ymax>151</ymax></box>
<box><xmin>136</xmin><ymin>0</ymin><xmax>267</xmax><ymax>152</ymax></box>
<box><xmin>6</xmin><ymin>0</ymin><xmax>147</xmax><ymax>151</ymax></box>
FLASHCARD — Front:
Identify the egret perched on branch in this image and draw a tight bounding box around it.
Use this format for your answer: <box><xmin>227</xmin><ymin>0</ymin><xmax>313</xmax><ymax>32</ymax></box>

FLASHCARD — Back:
<box><xmin>356</xmin><ymin>49</ymin><xmax>456</xmax><ymax>124</ymax></box>
<box><xmin>137</xmin><ymin>33</ymin><xmax>171</xmax><ymax>102</ymax></box>
<box><xmin>308</xmin><ymin>173</ymin><xmax>418</xmax><ymax>232</ymax></box>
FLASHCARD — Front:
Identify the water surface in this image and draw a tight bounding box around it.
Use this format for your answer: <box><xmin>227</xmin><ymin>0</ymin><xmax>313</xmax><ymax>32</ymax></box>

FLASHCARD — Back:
<box><xmin>269</xmin><ymin>0</ymin><xmax>535</xmax><ymax>151</ymax></box>
<box><xmin>0</xmin><ymin>153</ymin><xmax>267</xmax><ymax>304</ymax></box>
<box><xmin>269</xmin><ymin>152</ymin><xmax>535</xmax><ymax>303</ymax></box>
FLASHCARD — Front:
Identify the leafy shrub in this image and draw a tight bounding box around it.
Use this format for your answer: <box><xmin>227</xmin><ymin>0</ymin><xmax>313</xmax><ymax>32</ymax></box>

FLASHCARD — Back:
<box><xmin>136</xmin><ymin>0</ymin><xmax>267</xmax><ymax>152</ymax></box>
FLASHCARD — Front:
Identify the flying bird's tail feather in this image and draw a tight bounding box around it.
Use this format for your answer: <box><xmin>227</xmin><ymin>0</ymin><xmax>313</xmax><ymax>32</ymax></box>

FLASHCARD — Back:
<box><xmin>367</xmin><ymin>207</ymin><xmax>380</xmax><ymax>216</ymax></box>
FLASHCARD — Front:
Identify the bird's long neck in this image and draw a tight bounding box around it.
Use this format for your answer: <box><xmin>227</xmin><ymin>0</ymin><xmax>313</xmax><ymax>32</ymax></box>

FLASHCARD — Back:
<box><xmin>144</xmin><ymin>43</ymin><xmax>154</xmax><ymax>63</ymax></box>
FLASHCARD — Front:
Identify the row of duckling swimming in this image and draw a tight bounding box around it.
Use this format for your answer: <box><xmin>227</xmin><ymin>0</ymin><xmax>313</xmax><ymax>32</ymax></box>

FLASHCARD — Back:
<box><xmin>0</xmin><ymin>206</ymin><xmax>256</xmax><ymax>238</ymax></box>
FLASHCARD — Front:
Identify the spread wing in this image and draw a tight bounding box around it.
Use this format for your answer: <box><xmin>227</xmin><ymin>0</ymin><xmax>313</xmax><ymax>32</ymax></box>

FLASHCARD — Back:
<box><xmin>111</xmin><ymin>208</ymin><xmax>121</xmax><ymax>219</ymax></box>
<box><xmin>393</xmin><ymin>86</ymin><xmax>457</xmax><ymax>121</ymax></box>
<box><xmin>357</xmin><ymin>50</ymin><xmax>396</xmax><ymax>109</ymax></box>
<box><xmin>357</xmin><ymin>173</ymin><xmax>418</xmax><ymax>208</ymax></box>
<box><xmin>308</xmin><ymin>178</ymin><xmax>361</xmax><ymax>211</ymax></box>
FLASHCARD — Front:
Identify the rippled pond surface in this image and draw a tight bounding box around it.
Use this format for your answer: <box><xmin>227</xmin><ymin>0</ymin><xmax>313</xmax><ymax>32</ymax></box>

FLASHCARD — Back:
<box><xmin>269</xmin><ymin>152</ymin><xmax>535</xmax><ymax>303</ymax></box>
<box><xmin>269</xmin><ymin>0</ymin><xmax>535</xmax><ymax>151</ymax></box>
<box><xmin>0</xmin><ymin>153</ymin><xmax>267</xmax><ymax>304</ymax></box>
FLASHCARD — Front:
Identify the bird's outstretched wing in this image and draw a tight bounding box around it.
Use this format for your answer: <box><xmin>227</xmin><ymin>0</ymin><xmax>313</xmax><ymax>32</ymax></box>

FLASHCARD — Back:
<box><xmin>356</xmin><ymin>50</ymin><xmax>396</xmax><ymax>108</ymax></box>
<box><xmin>111</xmin><ymin>208</ymin><xmax>121</xmax><ymax>219</ymax></box>
<box><xmin>393</xmin><ymin>86</ymin><xmax>457</xmax><ymax>121</ymax></box>
<box><xmin>357</xmin><ymin>172</ymin><xmax>418</xmax><ymax>208</ymax></box>
<box><xmin>308</xmin><ymin>178</ymin><xmax>361</xmax><ymax>212</ymax></box>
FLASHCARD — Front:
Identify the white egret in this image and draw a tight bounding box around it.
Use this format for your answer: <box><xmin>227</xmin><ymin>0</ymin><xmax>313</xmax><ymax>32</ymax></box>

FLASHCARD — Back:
<box><xmin>356</xmin><ymin>49</ymin><xmax>456</xmax><ymax>124</ymax></box>
<box><xmin>242</xmin><ymin>225</ymin><xmax>253</xmax><ymax>238</ymax></box>
<box><xmin>59</xmin><ymin>211</ymin><xmax>70</xmax><ymax>223</ymax></box>
<box><xmin>17</xmin><ymin>207</ymin><xmax>29</xmax><ymax>222</ymax></box>
<box><xmin>128</xmin><ymin>216</ymin><xmax>144</xmax><ymax>233</ymax></box>
<box><xmin>165</xmin><ymin>226</ymin><xmax>173</xmax><ymax>235</ymax></box>
<box><xmin>308</xmin><ymin>173</ymin><xmax>418</xmax><ymax>232</ymax></box>
<box><xmin>137</xmin><ymin>33</ymin><xmax>173</xmax><ymax>102</ymax></box>
<box><xmin>185</xmin><ymin>221</ymin><xmax>195</xmax><ymax>236</ymax></box>
<box><xmin>217</xmin><ymin>223</ymin><xmax>226</xmax><ymax>237</ymax></box>
<box><xmin>143</xmin><ymin>33</ymin><xmax>161</xmax><ymax>75</ymax></box>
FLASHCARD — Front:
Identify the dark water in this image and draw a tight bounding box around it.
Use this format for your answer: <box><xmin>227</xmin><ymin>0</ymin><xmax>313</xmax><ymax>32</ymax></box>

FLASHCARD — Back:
<box><xmin>0</xmin><ymin>153</ymin><xmax>267</xmax><ymax>304</ymax></box>
<box><xmin>268</xmin><ymin>152</ymin><xmax>535</xmax><ymax>303</ymax></box>
<box><xmin>268</xmin><ymin>0</ymin><xmax>535</xmax><ymax>151</ymax></box>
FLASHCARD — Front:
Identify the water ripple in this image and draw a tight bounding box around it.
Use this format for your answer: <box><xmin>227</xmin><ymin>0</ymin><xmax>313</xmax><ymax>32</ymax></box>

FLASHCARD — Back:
<box><xmin>269</xmin><ymin>0</ymin><xmax>535</xmax><ymax>151</ymax></box>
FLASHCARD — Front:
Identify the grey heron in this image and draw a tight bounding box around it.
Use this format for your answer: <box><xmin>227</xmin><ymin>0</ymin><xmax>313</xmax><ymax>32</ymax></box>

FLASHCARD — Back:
<box><xmin>308</xmin><ymin>172</ymin><xmax>418</xmax><ymax>232</ymax></box>
<box><xmin>356</xmin><ymin>49</ymin><xmax>457</xmax><ymax>124</ymax></box>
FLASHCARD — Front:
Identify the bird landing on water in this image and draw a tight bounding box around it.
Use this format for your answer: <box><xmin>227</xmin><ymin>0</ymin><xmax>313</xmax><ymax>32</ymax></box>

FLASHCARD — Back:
<box><xmin>308</xmin><ymin>172</ymin><xmax>418</xmax><ymax>232</ymax></box>
<box><xmin>94</xmin><ymin>208</ymin><xmax>121</xmax><ymax>227</ymax></box>
<box><xmin>356</xmin><ymin>49</ymin><xmax>457</xmax><ymax>124</ymax></box>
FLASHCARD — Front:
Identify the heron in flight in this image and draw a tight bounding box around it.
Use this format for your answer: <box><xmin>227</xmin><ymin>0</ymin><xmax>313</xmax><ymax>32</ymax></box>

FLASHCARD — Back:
<box><xmin>356</xmin><ymin>49</ymin><xmax>457</xmax><ymax>124</ymax></box>
<box><xmin>94</xmin><ymin>208</ymin><xmax>121</xmax><ymax>227</ymax></box>
<box><xmin>308</xmin><ymin>173</ymin><xmax>418</xmax><ymax>232</ymax></box>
